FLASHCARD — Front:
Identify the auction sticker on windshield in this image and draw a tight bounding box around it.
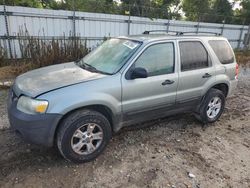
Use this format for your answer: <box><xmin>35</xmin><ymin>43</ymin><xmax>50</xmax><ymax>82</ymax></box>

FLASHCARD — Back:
<box><xmin>123</xmin><ymin>41</ymin><xmax>139</xmax><ymax>49</ymax></box>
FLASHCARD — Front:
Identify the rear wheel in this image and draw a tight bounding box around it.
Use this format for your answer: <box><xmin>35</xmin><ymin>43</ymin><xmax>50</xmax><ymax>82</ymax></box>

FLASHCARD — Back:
<box><xmin>57</xmin><ymin>109</ymin><xmax>112</xmax><ymax>163</ymax></box>
<box><xmin>195</xmin><ymin>88</ymin><xmax>225</xmax><ymax>123</ymax></box>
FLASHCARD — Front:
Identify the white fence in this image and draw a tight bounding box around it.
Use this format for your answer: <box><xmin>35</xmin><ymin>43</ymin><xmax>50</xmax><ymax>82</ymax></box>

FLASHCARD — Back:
<box><xmin>0</xmin><ymin>5</ymin><xmax>249</xmax><ymax>58</ymax></box>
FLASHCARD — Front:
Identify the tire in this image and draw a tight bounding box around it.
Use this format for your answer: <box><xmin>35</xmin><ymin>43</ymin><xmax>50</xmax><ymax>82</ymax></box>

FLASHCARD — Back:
<box><xmin>196</xmin><ymin>88</ymin><xmax>225</xmax><ymax>124</ymax></box>
<box><xmin>57</xmin><ymin>109</ymin><xmax>112</xmax><ymax>163</ymax></box>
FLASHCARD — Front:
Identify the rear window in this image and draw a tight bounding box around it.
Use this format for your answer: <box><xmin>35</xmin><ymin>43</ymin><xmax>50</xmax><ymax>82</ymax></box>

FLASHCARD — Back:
<box><xmin>209</xmin><ymin>40</ymin><xmax>234</xmax><ymax>64</ymax></box>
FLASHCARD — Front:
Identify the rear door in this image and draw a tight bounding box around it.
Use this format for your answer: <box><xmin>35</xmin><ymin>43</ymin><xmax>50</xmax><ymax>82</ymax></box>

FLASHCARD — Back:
<box><xmin>176</xmin><ymin>40</ymin><xmax>216</xmax><ymax>104</ymax></box>
<box><xmin>121</xmin><ymin>41</ymin><xmax>178</xmax><ymax>122</ymax></box>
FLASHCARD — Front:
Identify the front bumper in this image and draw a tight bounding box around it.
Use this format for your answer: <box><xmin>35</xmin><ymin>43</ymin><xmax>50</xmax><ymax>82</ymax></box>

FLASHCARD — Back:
<box><xmin>7</xmin><ymin>89</ymin><xmax>62</xmax><ymax>147</ymax></box>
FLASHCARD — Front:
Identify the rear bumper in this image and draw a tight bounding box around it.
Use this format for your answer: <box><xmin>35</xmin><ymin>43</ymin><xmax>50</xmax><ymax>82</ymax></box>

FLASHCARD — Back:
<box><xmin>7</xmin><ymin>89</ymin><xmax>62</xmax><ymax>147</ymax></box>
<box><xmin>228</xmin><ymin>79</ymin><xmax>238</xmax><ymax>96</ymax></box>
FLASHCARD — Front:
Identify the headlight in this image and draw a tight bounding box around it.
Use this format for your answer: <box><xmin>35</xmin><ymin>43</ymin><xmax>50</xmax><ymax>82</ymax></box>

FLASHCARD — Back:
<box><xmin>17</xmin><ymin>96</ymin><xmax>48</xmax><ymax>114</ymax></box>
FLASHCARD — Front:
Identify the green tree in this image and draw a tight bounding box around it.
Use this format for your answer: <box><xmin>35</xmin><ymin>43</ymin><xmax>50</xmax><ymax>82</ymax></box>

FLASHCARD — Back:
<box><xmin>235</xmin><ymin>0</ymin><xmax>250</xmax><ymax>24</ymax></box>
<box><xmin>1</xmin><ymin>0</ymin><xmax>43</xmax><ymax>8</ymax></box>
<box><xmin>121</xmin><ymin>0</ymin><xmax>181</xmax><ymax>19</ymax></box>
<box><xmin>53</xmin><ymin>0</ymin><xmax>118</xmax><ymax>14</ymax></box>
<box><xmin>1</xmin><ymin>0</ymin><xmax>119</xmax><ymax>13</ymax></box>
<box><xmin>153</xmin><ymin>0</ymin><xmax>182</xmax><ymax>19</ymax></box>
<box><xmin>182</xmin><ymin>0</ymin><xmax>211</xmax><ymax>21</ymax></box>
<box><xmin>40</xmin><ymin>0</ymin><xmax>59</xmax><ymax>9</ymax></box>
<box><xmin>182</xmin><ymin>0</ymin><xmax>236</xmax><ymax>23</ymax></box>
<box><xmin>121</xmin><ymin>0</ymin><xmax>151</xmax><ymax>17</ymax></box>
<box><xmin>210</xmin><ymin>0</ymin><xmax>233</xmax><ymax>23</ymax></box>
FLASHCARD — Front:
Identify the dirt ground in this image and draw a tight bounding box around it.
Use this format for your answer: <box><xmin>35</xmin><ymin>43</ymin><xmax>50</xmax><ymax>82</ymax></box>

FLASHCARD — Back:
<box><xmin>0</xmin><ymin>66</ymin><xmax>250</xmax><ymax>188</ymax></box>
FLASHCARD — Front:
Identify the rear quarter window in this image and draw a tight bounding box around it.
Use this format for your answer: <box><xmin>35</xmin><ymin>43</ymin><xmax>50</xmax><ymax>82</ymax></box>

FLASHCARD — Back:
<box><xmin>209</xmin><ymin>40</ymin><xmax>234</xmax><ymax>64</ymax></box>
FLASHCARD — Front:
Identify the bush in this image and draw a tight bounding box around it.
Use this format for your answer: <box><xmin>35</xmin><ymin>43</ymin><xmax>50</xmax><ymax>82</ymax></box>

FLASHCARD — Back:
<box><xmin>0</xmin><ymin>30</ymin><xmax>90</xmax><ymax>77</ymax></box>
<box><xmin>235</xmin><ymin>50</ymin><xmax>250</xmax><ymax>65</ymax></box>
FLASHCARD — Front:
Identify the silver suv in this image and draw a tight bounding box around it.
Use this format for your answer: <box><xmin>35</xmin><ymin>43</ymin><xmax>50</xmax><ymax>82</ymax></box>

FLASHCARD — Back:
<box><xmin>7</xmin><ymin>32</ymin><xmax>238</xmax><ymax>163</ymax></box>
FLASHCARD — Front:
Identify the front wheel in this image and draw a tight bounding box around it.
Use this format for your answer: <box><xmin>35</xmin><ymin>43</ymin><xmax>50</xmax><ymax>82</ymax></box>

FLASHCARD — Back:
<box><xmin>196</xmin><ymin>88</ymin><xmax>225</xmax><ymax>123</ymax></box>
<box><xmin>57</xmin><ymin>109</ymin><xmax>112</xmax><ymax>163</ymax></box>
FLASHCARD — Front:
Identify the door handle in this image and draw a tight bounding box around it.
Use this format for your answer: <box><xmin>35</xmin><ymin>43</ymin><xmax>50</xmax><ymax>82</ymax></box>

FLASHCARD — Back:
<box><xmin>202</xmin><ymin>73</ymin><xmax>212</xmax><ymax>78</ymax></box>
<box><xmin>162</xmin><ymin>80</ymin><xmax>175</xmax><ymax>86</ymax></box>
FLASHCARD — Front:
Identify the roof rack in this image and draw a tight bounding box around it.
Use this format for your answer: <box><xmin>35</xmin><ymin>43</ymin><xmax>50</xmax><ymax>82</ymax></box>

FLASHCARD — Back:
<box><xmin>142</xmin><ymin>30</ymin><xmax>221</xmax><ymax>36</ymax></box>
<box><xmin>142</xmin><ymin>30</ymin><xmax>179</xmax><ymax>35</ymax></box>
<box><xmin>179</xmin><ymin>31</ymin><xmax>221</xmax><ymax>36</ymax></box>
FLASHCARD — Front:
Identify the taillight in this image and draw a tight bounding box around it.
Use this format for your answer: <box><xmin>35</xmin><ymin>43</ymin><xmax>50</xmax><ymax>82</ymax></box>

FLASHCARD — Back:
<box><xmin>235</xmin><ymin>63</ymin><xmax>239</xmax><ymax>80</ymax></box>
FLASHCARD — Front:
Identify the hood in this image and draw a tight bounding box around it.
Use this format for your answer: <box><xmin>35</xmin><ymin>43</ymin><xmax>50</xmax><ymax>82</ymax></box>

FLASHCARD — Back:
<box><xmin>13</xmin><ymin>62</ymin><xmax>106</xmax><ymax>98</ymax></box>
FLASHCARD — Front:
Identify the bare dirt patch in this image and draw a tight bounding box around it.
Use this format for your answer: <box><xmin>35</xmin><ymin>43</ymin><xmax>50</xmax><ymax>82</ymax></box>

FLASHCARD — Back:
<box><xmin>0</xmin><ymin>66</ymin><xmax>249</xmax><ymax>188</ymax></box>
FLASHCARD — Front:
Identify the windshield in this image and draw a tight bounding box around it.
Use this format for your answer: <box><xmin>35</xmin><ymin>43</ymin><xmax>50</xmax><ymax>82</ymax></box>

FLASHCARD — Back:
<box><xmin>76</xmin><ymin>38</ymin><xmax>141</xmax><ymax>74</ymax></box>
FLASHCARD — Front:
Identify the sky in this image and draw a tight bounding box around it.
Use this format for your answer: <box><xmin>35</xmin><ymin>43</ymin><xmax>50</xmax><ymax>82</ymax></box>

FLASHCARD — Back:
<box><xmin>229</xmin><ymin>0</ymin><xmax>242</xmax><ymax>10</ymax></box>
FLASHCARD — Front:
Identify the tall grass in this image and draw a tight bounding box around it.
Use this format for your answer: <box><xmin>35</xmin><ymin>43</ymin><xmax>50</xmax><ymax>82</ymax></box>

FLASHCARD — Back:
<box><xmin>17</xmin><ymin>29</ymin><xmax>89</xmax><ymax>67</ymax></box>
<box><xmin>235</xmin><ymin>50</ymin><xmax>250</xmax><ymax>66</ymax></box>
<box><xmin>0</xmin><ymin>29</ymin><xmax>89</xmax><ymax>75</ymax></box>
<box><xmin>0</xmin><ymin>41</ymin><xmax>7</xmax><ymax>66</ymax></box>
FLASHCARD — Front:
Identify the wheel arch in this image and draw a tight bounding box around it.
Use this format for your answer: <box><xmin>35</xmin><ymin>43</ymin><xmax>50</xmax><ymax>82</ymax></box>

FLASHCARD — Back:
<box><xmin>202</xmin><ymin>82</ymin><xmax>229</xmax><ymax>99</ymax></box>
<box><xmin>53</xmin><ymin>104</ymin><xmax>115</xmax><ymax>145</ymax></box>
<box><xmin>197</xmin><ymin>82</ymin><xmax>229</xmax><ymax>113</ymax></box>
<box><xmin>210</xmin><ymin>83</ymin><xmax>229</xmax><ymax>97</ymax></box>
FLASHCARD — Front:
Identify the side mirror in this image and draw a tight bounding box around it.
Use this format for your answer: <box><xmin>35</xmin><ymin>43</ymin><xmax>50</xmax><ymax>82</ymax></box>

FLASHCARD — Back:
<box><xmin>130</xmin><ymin>67</ymin><xmax>148</xmax><ymax>79</ymax></box>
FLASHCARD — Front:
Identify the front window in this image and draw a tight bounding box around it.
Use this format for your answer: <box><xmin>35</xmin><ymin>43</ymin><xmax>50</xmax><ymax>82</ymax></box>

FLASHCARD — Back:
<box><xmin>134</xmin><ymin>42</ymin><xmax>175</xmax><ymax>77</ymax></box>
<box><xmin>76</xmin><ymin>38</ymin><xmax>141</xmax><ymax>74</ymax></box>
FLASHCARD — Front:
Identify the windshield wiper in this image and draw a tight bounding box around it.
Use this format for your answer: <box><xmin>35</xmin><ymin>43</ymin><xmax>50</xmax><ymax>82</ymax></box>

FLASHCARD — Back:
<box><xmin>78</xmin><ymin>62</ymin><xmax>112</xmax><ymax>75</ymax></box>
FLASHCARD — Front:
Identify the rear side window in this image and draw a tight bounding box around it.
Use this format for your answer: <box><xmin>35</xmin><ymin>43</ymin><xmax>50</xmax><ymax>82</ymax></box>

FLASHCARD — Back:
<box><xmin>179</xmin><ymin>41</ymin><xmax>209</xmax><ymax>71</ymax></box>
<box><xmin>209</xmin><ymin>40</ymin><xmax>234</xmax><ymax>64</ymax></box>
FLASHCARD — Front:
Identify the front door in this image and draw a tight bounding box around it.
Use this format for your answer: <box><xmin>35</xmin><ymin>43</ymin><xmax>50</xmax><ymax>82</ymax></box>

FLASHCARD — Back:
<box><xmin>121</xmin><ymin>41</ymin><xmax>178</xmax><ymax>123</ymax></box>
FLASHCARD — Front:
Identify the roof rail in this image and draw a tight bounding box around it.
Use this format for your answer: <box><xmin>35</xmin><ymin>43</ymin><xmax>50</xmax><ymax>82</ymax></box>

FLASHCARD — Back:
<box><xmin>142</xmin><ymin>30</ymin><xmax>221</xmax><ymax>36</ymax></box>
<box><xmin>142</xmin><ymin>30</ymin><xmax>181</xmax><ymax>35</ymax></box>
<box><xmin>178</xmin><ymin>31</ymin><xmax>221</xmax><ymax>36</ymax></box>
